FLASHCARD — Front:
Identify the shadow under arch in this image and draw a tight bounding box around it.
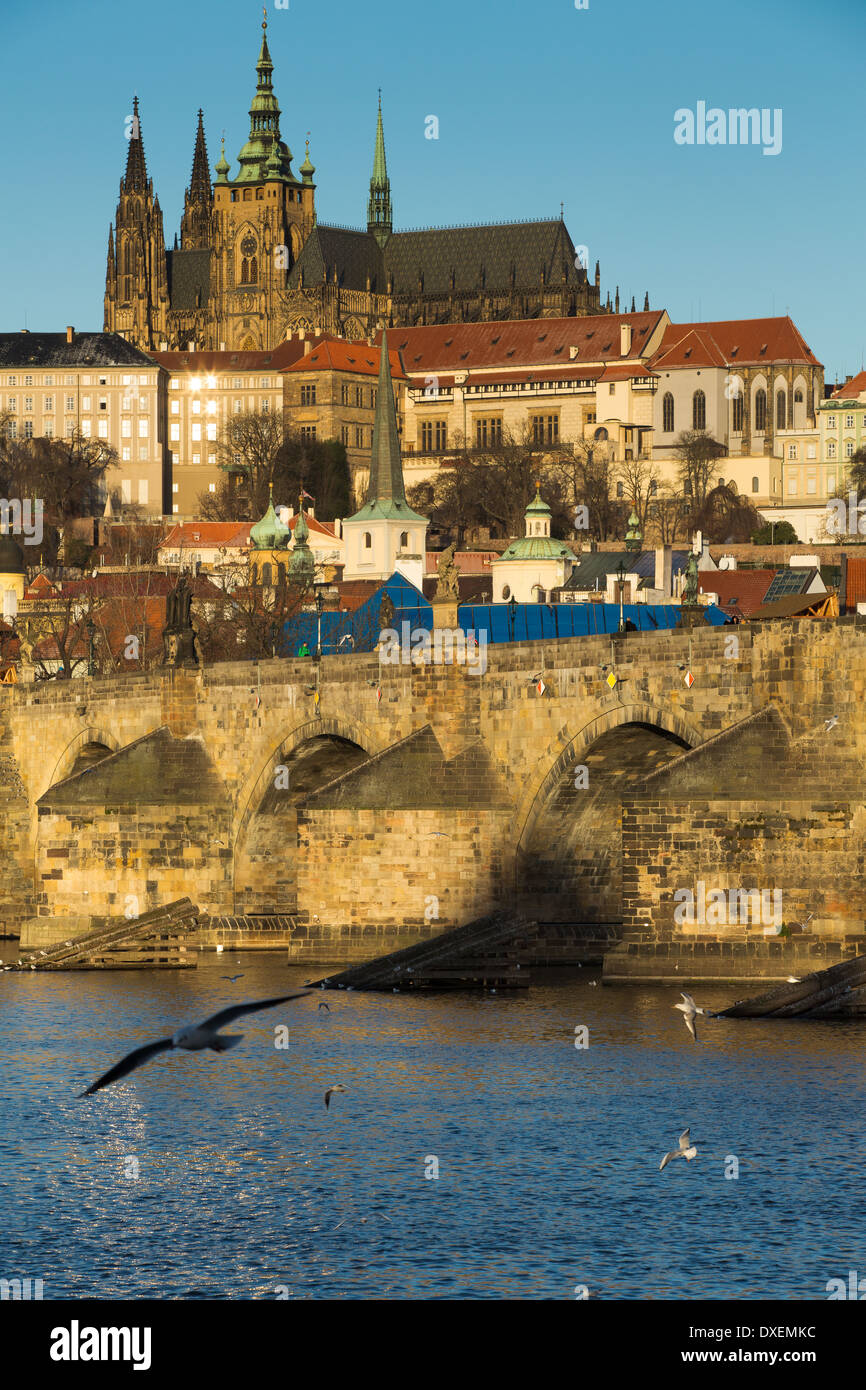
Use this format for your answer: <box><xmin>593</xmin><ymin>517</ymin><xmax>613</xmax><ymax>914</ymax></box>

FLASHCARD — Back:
<box><xmin>43</xmin><ymin>726</ymin><xmax>122</xmax><ymax>799</ymax></box>
<box><xmin>510</xmin><ymin>702</ymin><xmax>705</xmax><ymax>922</ymax></box>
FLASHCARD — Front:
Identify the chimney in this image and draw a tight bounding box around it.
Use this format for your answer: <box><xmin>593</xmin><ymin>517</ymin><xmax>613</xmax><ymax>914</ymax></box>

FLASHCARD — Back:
<box><xmin>654</xmin><ymin>545</ymin><xmax>673</xmax><ymax>598</ymax></box>
<box><xmin>220</xmin><ymin>341</ymin><xmax>226</xmax><ymax>351</ymax></box>
<box><xmin>188</xmin><ymin>340</ymin><xmax>195</xmax><ymax>351</ymax></box>
<box><xmin>569</xmin><ymin>346</ymin><xmax>579</xmax><ymax>360</ymax></box>
<box><xmin>66</xmin><ymin>325</ymin><xmax>74</xmax><ymax>344</ymax></box>
<box><xmin>334</xmin><ymin>517</ymin><xmax>342</xmax><ymax>539</ymax></box>
<box><xmin>299</xmin><ymin>328</ymin><xmax>305</xmax><ymax>341</ymax></box>
<box><xmin>20</xmin><ymin>328</ymin><xmax>29</xmax><ymax>335</ymax></box>
<box><xmin>620</xmin><ymin>322</ymin><xmax>632</xmax><ymax>356</ymax></box>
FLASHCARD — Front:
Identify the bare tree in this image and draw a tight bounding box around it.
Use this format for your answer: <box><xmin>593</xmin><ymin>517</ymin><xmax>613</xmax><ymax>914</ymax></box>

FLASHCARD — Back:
<box><xmin>215</xmin><ymin>409</ymin><xmax>285</xmax><ymax>517</ymax></box>
<box><xmin>673</xmin><ymin>429</ymin><xmax>726</xmax><ymax>513</ymax></box>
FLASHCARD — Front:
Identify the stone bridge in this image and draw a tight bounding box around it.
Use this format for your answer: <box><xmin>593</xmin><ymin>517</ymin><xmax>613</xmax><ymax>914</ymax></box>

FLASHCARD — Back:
<box><xmin>3</xmin><ymin>616</ymin><xmax>865</xmax><ymax>972</ymax></box>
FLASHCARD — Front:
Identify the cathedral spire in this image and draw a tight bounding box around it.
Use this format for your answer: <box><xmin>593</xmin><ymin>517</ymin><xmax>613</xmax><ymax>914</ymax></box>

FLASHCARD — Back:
<box><xmin>180</xmin><ymin>109</ymin><xmax>212</xmax><ymax>249</ymax></box>
<box><xmin>367</xmin><ymin>91</ymin><xmax>392</xmax><ymax>248</ymax></box>
<box><xmin>106</xmin><ymin>225</ymin><xmax>115</xmax><ymax>276</ymax></box>
<box><xmin>123</xmin><ymin>95</ymin><xmax>148</xmax><ymax>193</ymax></box>
<box><xmin>189</xmin><ymin>110</ymin><xmax>211</xmax><ymax>204</ymax></box>
<box><xmin>235</xmin><ymin>11</ymin><xmax>292</xmax><ymax>182</ymax></box>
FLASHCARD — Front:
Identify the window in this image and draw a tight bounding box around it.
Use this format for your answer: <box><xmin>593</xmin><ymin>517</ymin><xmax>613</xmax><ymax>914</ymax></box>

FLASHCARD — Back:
<box><xmin>807</xmin><ymin>444</ymin><xmax>816</xmax><ymax>460</ymax></box>
<box><xmin>170</xmin><ymin>379</ymin><xmax>180</xmax><ymax>390</ymax></box>
<box><xmin>66</xmin><ymin>396</ymin><xmax>75</xmax><ymax>412</ymax></box>
<box><xmin>788</xmin><ymin>478</ymin><xmax>797</xmax><ymax>495</ymax></box>
<box><xmin>99</xmin><ymin>397</ymin><xmax>107</xmax><ymax>411</ymax></box>
<box><xmin>139</xmin><ymin>418</ymin><xmax>149</xmax><ymax>437</ymax></box>
<box><xmin>98</xmin><ymin>420</ymin><xmax>109</xmax><ymax>438</ymax></box>
<box><xmin>363</xmin><ymin>532</ymin><xmax>372</xmax><ymax>549</ymax></box>
<box><xmin>616</xmin><ymin>481</ymin><xmax>624</xmax><ymax>498</ymax></box>
<box><xmin>234</xmin><ymin>399</ymin><xmax>242</xmax><ymax>413</ymax></box>
<box><xmin>826</xmin><ymin>414</ymin><xmax>837</xmax><ymax>428</ymax></box>
<box><xmin>732</xmin><ymin>393</ymin><xmax>743</xmax><ymax>432</ymax></box>
<box><xmin>24</xmin><ymin>375</ymin><xmax>32</xmax><ymax>387</ymax></box>
<box><xmin>341</xmin><ymin>383</ymin><xmax>350</xmax><ymax>405</ymax></box>
<box><xmin>24</xmin><ymin>396</ymin><xmax>33</xmax><ymax>412</ymax></box>
<box><xmin>755</xmin><ymin>389</ymin><xmax>767</xmax><ymax>432</ymax></box>
<box><xmin>301</xmin><ymin>383</ymin><xmax>316</xmax><ymax>406</ymax></box>
<box><xmin>787</xmin><ymin>444</ymin><xmax>797</xmax><ymax>460</ymax></box>
<box><xmin>24</xmin><ymin>420</ymin><xmax>33</xmax><ymax>438</ymax></box>
<box><xmin>192</xmin><ymin>452</ymin><xmax>200</xmax><ymax>464</ymax></box>
<box><xmin>82</xmin><ymin>396</ymin><xmax>91</xmax><ymax>411</ymax></box>
<box><xmin>206</xmin><ymin>400</ymin><xmax>217</xmax><ymax>415</ymax></box>
<box><xmin>662</xmin><ymin>392</ymin><xmax>674</xmax><ymax>432</ymax></box>
<box><xmin>776</xmin><ymin>390</ymin><xmax>786</xmax><ymax>429</ymax></box>
<box><xmin>205</xmin><ymin>422</ymin><xmax>216</xmax><ymax>442</ymax></box>
<box><xmin>81</xmin><ymin>420</ymin><xmax>91</xmax><ymax>437</ymax></box>
<box><xmin>209</xmin><ymin>482</ymin><xmax>216</xmax><ymax>493</ymax></box>
<box><xmin>475</xmin><ymin>417</ymin><xmax>502</xmax><ymax>448</ymax></box>
<box><xmin>192</xmin><ymin>400</ymin><xmax>201</xmax><ymax>415</ymax></box>
<box><xmin>340</xmin><ymin>425</ymin><xmax>349</xmax><ymax>445</ymax></box>
<box><xmin>7</xmin><ymin>421</ymin><xmax>16</xmax><ymax>439</ymax></box>
<box><xmin>7</xmin><ymin>397</ymin><xmax>16</xmax><ymax>412</ymax></box>
<box><xmin>138</xmin><ymin>480</ymin><xmax>149</xmax><ymax>505</ymax></box>
<box><xmin>354</xmin><ymin>385</ymin><xmax>363</xmax><ymax>407</ymax></box>
<box><xmin>191</xmin><ymin>424</ymin><xmax>201</xmax><ymax>440</ymax></box>
<box><xmin>121</xmin><ymin>479</ymin><xmax>132</xmax><ymax>503</ymax></box>
<box><xmin>650</xmin><ymin>480</ymin><xmax>658</xmax><ymax>497</ymax></box>
<box><xmin>794</xmin><ymin>389</ymin><xmax>803</xmax><ymax>403</ymax></box>
<box><xmin>300</xmin><ymin>425</ymin><xmax>317</xmax><ymax>443</ymax></box>
<box><xmin>806</xmin><ymin>475</ymin><xmax>817</xmax><ymax>494</ymax></box>
<box><xmin>828</xmin><ymin>441</ymin><xmax>837</xmax><ymax>460</ymax></box>
<box><xmin>43</xmin><ymin>396</ymin><xmax>54</xmax><ymax>412</ymax></box>
<box><xmin>171</xmin><ymin>400</ymin><xmax>180</xmax><ymax>415</ymax></box>
<box><xmin>232</xmin><ymin>378</ymin><xmax>242</xmax><ymax>389</ymax></box>
<box><xmin>261</xmin><ymin>398</ymin><xmax>270</xmax><ymax>413</ymax></box>
<box><xmin>44</xmin><ymin>422</ymin><xmax>54</xmax><ymax>437</ymax></box>
<box><xmin>139</xmin><ymin>446</ymin><xmax>148</xmax><ymax>460</ymax></box>
<box><xmin>692</xmin><ymin>389</ymin><xmax>706</xmax><ymax>430</ymax></box>
<box><xmin>846</xmin><ymin>439</ymin><xmax>855</xmax><ymax>458</ymax></box>
<box><xmin>400</xmin><ymin>531</ymin><xmax>409</xmax><ymax>548</ymax></box>
<box><xmin>752</xmin><ymin>476</ymin><xmax>759</xmax><ymax>492</ymax></box>
<box><xmin>7</xmin><ymin>375</ymin><xmax>16</xmax><ymax>386</ymax></box>
<box><xmin>846</xmin><ymin>414</ymin><xmax>855</xmax><ymax>428</ymax></box>
<box><xmin>169</xmin><ymin>423</ymin><xmax>179</xmax><ymax>441</ymax></box>
<box><xmin>531</xmin><ymin>414</ymin><xmax>559</xmax><ymax>445</ymax></box>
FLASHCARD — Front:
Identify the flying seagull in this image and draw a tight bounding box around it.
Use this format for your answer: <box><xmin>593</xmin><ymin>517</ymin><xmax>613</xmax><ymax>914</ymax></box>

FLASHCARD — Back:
<box><xmin>787</xmin><ymin>975</ymin><xmax>802</xmax><ymax>983</ymax></box>
<box><xmin>78</xmin><ymin>992</ymin><xmax>310</xmax><ymax>1097</ymax></box>
<box><xmin>324</xmin><ymin>1084</ymin><xmax>348</xmax><ymax>1110</ymax></box>
<box><xmin>221</xmin><ymin>974</ymin><xmax>244</xmax><ymax>982</ymax></box>
<box><xmin>673</xmin><ymin>991</ymin><xmax>710</xmax><ymax>1042</ymax></box>
<box><xmin>318</xmin><ymin>1001</ymin><xmax>330</xmax><ymax>1012</ymax></box>
<box><xmin>824</xmin><ymin>716</ymin><xmax>838</xmax><ymax>732</ymax></box>
<box><xmin>659</xmin><ymin>1127</ymin><xmax>698</xmax><ymax>1171</ymax></box>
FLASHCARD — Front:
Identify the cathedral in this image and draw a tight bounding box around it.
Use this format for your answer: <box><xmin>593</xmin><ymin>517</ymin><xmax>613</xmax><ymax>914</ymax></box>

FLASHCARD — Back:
<box><xmin>104</xmin><ymin>17</ymin><xmax>618</xmax><ymax>353</ymax></box>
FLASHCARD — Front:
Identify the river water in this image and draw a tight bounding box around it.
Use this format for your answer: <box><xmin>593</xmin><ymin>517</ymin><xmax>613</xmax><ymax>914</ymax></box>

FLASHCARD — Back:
<box><xmin>2</xmin><ymin>954</ymin><xmax>864</xmax><ymax>1300</ymax></box>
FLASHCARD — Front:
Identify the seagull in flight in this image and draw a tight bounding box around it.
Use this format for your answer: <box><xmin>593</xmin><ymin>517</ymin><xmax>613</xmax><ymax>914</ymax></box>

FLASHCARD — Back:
<box><xmin>659</xmin><ymin>1128</ymin><xmax>698</xmax><ymax>1171</ymax></box>
<box><xmin>78</xmin><ymin>992</ymin><xmax>310</xmax><ymax>1097</ymax></box>
<box><xmin>221</xmin><ymin>974</ymin><xmax>244</xmax><ymax>983</ymax></box>
<box><xmin>824</xmin><ymin>716</ymin><xmax>838</xmax><ymax>732</ymax></box>
<box><xmin>318</xmin><ymin>1001</ymin><xmax>330</xmax><ymax>1012</ymax></box>
<box><xmin>673</xmin><ymin>991</ymin><xmax>710</xmax><ymax>1042</ymax></box>
<box><xmin>324</xmin><ymin>1084</ymin><xmax>348</xmax><ymax>1110</ymax></box>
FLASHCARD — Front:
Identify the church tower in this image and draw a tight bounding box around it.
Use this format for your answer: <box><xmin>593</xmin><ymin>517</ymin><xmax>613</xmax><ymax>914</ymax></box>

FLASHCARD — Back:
<box><xmin>180</xmin><ymin>110</ymin><xmax>213</xmax><ymax>250</ymax></box>
<box><xmin>367</xmin><ymin>93</ymin><xmax>392</xmax><ymax>249</ymax></box>
<box><xmin>210</xmin><ymin>15</ymin><xmax>315</xmax><ymax>350</ymax></box>
<box><xmin>342</xmin><ymin>330</ymin><xmax>428</xmax><ymax>585</ymax></box>
<box><xmin>104</xmin><ymin>97</ymin><xmax>170</xmax><ymax>348</ymax></box>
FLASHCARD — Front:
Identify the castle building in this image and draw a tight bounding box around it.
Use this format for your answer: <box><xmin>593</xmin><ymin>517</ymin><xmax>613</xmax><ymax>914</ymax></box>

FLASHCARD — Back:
<box><xmin>105</xmin><ymin>20</ymin><xmax>619</xmax><ymax>355</ymax></box>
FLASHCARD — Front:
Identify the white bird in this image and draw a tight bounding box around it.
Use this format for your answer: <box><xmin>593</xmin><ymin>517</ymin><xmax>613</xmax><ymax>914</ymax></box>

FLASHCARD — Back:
<box><xmin>673</xmin><ymin>991</ymin><xmax>710</xmax><ymax>1042</ymax></box>
<box><xmin>659</xmin><ymin>1127</ymin><xmax>698</xmax><ymax>1171</ymax></box>
<box><xmin>824</xmin><ymin>716</ymin><xmax>838</xmax><ymax>731</ymax></box>
<box><xmin>78</xmin><ymin>992</ymin><xmax>310</xmax><ymax>1097</ymax></box>
<box><xmin>324</xmin><ymin>1084</ymin><xmax>348</xmax><ymax>1110</ymax></box>
<box><xmin>786</xmin><ymin>975</ymin><xmax>801</xmax><ymax>983</ymax></box>
<box><xmin>795</xmin><ymin>913</ymin><xmax>814</xmax><ymax>931</ymax></box>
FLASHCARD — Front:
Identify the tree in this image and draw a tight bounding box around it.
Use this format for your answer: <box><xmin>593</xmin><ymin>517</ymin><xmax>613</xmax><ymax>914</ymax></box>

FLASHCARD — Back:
<box><xmin>214</xmin><ymin>409</ymin><xmax>284</xmax><ymax>516</ymax></box>
<box><xmin>673</xmin><ymin>430</ymin><xmax>727</xmax><ymax>514</ymax></box>
<box><xmin>845</xmin><ymin>447</ymin><xmax>866</xmax><ymax>500</ymax></box>
<box><xmin>615</xmin><ymin>452</ymin><xmax>662</xmax><ymax>537</ymax></box>
<box><xmin>192</xmin><ymin>559</ymin><xmax>312</xmax><ymax>663</ymax></box>
<box><xmin>648</xmin><ymin>481</ymin><xmax>689</xmax><ymax>545</ymax></box>
<box><xmin>551</xmin><ymin>437</ymin><xmax>626</xmax><ymax>542</ymax></box>
<box><xmin>751</xmin><ymin>519</ymin><xmax>799</xmax><ymax>545</ymax></box>
<box><xmin>205</xmin><ymin>422</ymin><xmax>351</xmax><ymax>524</ymax></box>
<box><xmin>18</xmin><ymin>585</ymin><xmax>105</xmax><ymax>680</ymax></box>
<box><xmin>692</xmin><ymin>483</ymin><xmax>765</xmax><ymax>544</ymax></box>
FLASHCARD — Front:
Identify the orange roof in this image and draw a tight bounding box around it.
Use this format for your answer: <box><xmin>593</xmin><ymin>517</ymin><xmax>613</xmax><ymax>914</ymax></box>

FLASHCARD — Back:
<box><xmin>698</xmin><ymin>569</ymin><xmax>777</xmax><ymax>617</ymax></box>
<box><xmin>845</xmin><ymin>558</ymin><xmax>866</xmax><ymax>608</ymax></box>
<box><xmin>283</xmin><ymin>341</ymin><xmax>407</xmax><ymax>378</ymax></box>
<box><xmin>288</xmin><ymin>514</ymin><xmax>337</xmax><ymax>539</ymax></box>
<box><xmin>149</xmin><ymin>337</ymin><xmax>333</xmax><ymax>374</ymax></box>
<box><xmin>652</xmin><ymin>317</ymin><xmax>820</xmax><ymax>369</ymax></box>
<box><xmin>425</xmin><ymin>551</ymin><xmax>497</xmax><ymax>573</ymax></box>
<box><xmin>376</xmin><ymin>312</ymin><xmax>664</xmax><ymax>373</ymax></box>
<box><xmin>160</xmin><ymin>522</ymin><xmax>251</xmax><ymax>550</ymax></box>
<box><xmin>599</xmin><ymin>363</ymin><xmax>659</xmax><ymax>382</ymax></box>
<box><xmin>831</xmin><ymin>372</ymin><xmax>866</xmax><ymax>400</ymax></box>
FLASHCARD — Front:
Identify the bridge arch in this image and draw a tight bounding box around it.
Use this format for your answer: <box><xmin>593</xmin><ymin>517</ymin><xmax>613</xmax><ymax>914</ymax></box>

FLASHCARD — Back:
<box><xmin>44</xmin><ymin>726</ymin><xmax>123</xmax><ymax>797</ymax></box>
<box><xmin>511</xmin><ymin>703</ymin><xmax>704</xmax><ymax>923</ymax></box>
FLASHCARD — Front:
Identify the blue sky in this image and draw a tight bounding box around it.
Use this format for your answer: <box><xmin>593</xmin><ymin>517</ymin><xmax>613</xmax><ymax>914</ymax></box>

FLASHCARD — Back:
<box><xmin>2</xmin><ymin>0</ymin><xmax>863</xmax><ymax>381</ymax></box>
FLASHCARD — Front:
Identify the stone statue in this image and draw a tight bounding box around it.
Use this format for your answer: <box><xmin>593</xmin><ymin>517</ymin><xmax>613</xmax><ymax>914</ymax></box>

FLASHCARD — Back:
<box><xmin>683</xmin><ymin>551</ymin><xmax>699</xmax><ymax>607</ymax></box>
<box><xmin>435</xmin><ymin>544</ymin><xmax>460</xmax><ymax>600</ymax></box>
<box><xmin>379</xmin><ymin>592</ymin><xmax>396</xmax><ymax>630</ymax></box>
<box><xmin>162</xmin><ymin>571</ymin><xmax>199</xmax><ymax>668</ymax></box>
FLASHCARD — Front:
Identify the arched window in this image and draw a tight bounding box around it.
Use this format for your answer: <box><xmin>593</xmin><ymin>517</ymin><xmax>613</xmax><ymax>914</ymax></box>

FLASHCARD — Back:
<box><xmin>262</xmin><ymin>561</ymin><xmax>272</xmax><ymax>586</ymax></box>
<box><xmin>755</xmin><ymin>389</ymin><xmax>767</xmax><ymax>432</ymax></box>
<box><xmin>364</xmin><ymin>532</ymin><xmax>372</xmax><ymax>549</ymax></box>
<box><xmin>502</xmin><ymin>584</ymin><xmax>511</xmax><ymax>600</ymax></box>
<box><xmin>277</xmin><ymin>563</ymin><xmax>286</xmax><ymax>585</ymax></box>
<box><xmin>692</xmin><ymin>390</ymin><xmax>706</xmax><ymax>430</ymax></box>
<box><xmin>249</xmin><ymin>256</ymin><xmax>258</xmax><ymax>284</ymax></box>
<box><xmin>732</xmin><ymin>392</ymin><xmax>744</xmax><ymax>432</ymax></box>
<box><xmin>649</xmin><ymin>480</ymin><xmax>658</xmax><ymax>497</ymax></box>
<box><xmin>663</xmin><ymin>392</ymin><xmax>674</xmax><ymax>432</ymax></box>
<box><xmin>752</xmin><ymin>477</ymin><xmax>759</xmax><ymax>493</ymax></box>
<box><xmin>400</xmin><ymin>531</ymin><xmax>408</xmax><ymax>548</ymax></box>
<box><xmin>241</xmin><ymin>257</ymin><xmax>249</xmax><ymax>283</ymax></box>
<box><xmin>828</xmin><ymin>440</ymin><xmax>837</xmax><ymax>460</ymax></box>
<box><xmin>794</xmin><ymin>388</ymin><xmax>803</xmax><ymax>403</ymax></box>
<box><xmin>776</xmin><ymin>390</ymin><xmax>786</xmax><ymax>429</ymax></box>
<box><xmin>616</xmin><ymin>481</ymin><xmax>624</xmax><ymax>498</ymax></box>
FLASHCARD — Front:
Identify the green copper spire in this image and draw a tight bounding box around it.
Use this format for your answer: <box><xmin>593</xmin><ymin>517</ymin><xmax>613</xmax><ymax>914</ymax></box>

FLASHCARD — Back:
<box><xmin>346</xmin><ymin>330</ymin><xmax>426</xmax><ymax>525</ymax></box>
<box><xmin>289</xmin><ymin>494</ymin><xmax>315</xmax><ymax>579</ymax></box>
<box><xmin>367</xmin><ymin>90</ymin><xmax>392</xmax><ymax>248</ymax></box>
<box><xmin>300</xmin><ymin>133</ymin><xmax>315</xmax><ymax>184</ymax></box>
<box><xmin>234</xmin><ymin>15</ymin><xmax>294</xmax><ymax>184</ymax></box>
<box><xmin>214</xmin><ymin>135</ymin><xmax>230</xmax><ymax>184</ymax></box>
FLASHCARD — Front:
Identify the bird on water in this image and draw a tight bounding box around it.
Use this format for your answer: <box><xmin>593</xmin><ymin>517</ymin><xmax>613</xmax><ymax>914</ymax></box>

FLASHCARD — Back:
<box><xmin>78</xmin><ymin>992</ymin><xmax>310</xmax><ymax>1096</ymax></box>
<box><xmin>659</xmin><ymin>1128</ymin><xmax>698</xmax><ymax>1171</ymax></box>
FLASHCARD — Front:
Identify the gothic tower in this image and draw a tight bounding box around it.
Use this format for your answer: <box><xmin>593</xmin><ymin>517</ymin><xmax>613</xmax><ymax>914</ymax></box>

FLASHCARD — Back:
<box><xmin>209</xmin><ymin>15</ymin><xmax>315</xmax><ymax>350</ymax></box>
<box><xmin>180</xmin><ymin>110</ymin><xmax>213</xmax><ymax>250</ymax></box>
<box><xmin>367</xmin><ymin>92</ymin><xmax>392</xmax><ymax>249</ymax></box>
<box><xmin>104</xmin><ymin>97</ymin><xmax>170</xmax><ymax>348</ymax></box>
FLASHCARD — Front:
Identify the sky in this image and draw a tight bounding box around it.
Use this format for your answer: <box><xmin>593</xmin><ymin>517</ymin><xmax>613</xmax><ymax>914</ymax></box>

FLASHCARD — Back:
<box><xmin>1</xmin><ymin>0</ymin><xmax>863</xmax><ymax>382</ymax></box>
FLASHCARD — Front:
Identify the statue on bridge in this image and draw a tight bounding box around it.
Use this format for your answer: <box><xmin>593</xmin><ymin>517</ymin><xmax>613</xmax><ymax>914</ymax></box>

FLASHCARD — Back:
<box><xmin>162</xmin><ymin>571</ymin><xmax>199</xmax><ymax>668</ymax></box>
<box><xmin>435</xmin><ymin>544</ymin><xmax>460</xmax><ymax>601</ymax></box>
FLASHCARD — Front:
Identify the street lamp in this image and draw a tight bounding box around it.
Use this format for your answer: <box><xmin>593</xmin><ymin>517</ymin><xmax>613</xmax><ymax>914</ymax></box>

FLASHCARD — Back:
<box><xmin>616</xmin><ymin>560</ymin><xmax>627</xmax><ymax>634</ymax></box>
<box><xmin>269</xmin><ymin>621</ymin><xmax>278</xmax><ymax>659</ymax></box>
<box><xmin>85</xmin><ymin>615</ymin><xmax>96</xmax><ymax>677</ymax></box>
<box><xmin>508</xmin><ymin>594</ymin><xmax>518</xmax><ymax>642</ymax></box>
<box><xmin>314</xmin><ymin>586</ymin><xmax>325</xmax><ymax>659</ymax></box>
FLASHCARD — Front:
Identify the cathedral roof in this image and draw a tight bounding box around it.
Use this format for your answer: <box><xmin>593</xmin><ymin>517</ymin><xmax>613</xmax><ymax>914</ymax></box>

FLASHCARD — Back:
<box><xmin>286</xmin><ymin>225</ymin><xmax>384</xmax><ymax>294</ymax></box>
<box><xmin>0</xmin><ymin>332</ymin><xmax>158</xmax><ymax>367</ymax></box>
<box><xmin>166</xmin><ymin>248</ymin><xmax>211</xmax><ymax>311</ymax></box>
<box><xmin>382</xmin><ymin>218</ymin><xmax>584</xmax><ymax>298</ymax></box>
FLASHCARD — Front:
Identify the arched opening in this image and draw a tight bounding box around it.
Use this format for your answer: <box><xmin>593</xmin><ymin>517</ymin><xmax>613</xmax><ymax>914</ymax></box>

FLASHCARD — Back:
<box><xmin>233</xmin><ymin>732</ymin><xmax>370</xmax><ymax>914</ymax></box>
<box><xmin>516</xmin><ymin>720</ymin><xmax>690</xmax><ymax>923</ymax></box>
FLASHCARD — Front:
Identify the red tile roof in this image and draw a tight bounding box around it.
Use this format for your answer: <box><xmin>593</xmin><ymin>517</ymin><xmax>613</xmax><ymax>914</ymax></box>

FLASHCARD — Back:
<box><xmin>425</xmin><ymin>550</ymin><xmax>497</xmax><ymax>573</ymax></box>
<box><xmin>375</xmin><ymin>312</ymin><xmax>665</xmax><ymax>373</ymax></box>
<box><xmin>845</xmin><ymin>558</ymin><xmax>866</xmax><ymax>608</ymax></box>
<box><xmin>698</xmin><ymin>569</ymin><xmax>777</xmax><ymax>617</ymax></box>
<box><xmin>149</xmin><ymin>337</ymin><xmax>333</xmax><ymax>374</ymax></box>
<box><xmin>161</xmin><ymin>522</ymin><xmax>251</xmax><ymax>550</ymax></box>
<box><xmin>831</xmin><ymin>372</ymin><xmax>866</xmax><ymax>400</ymax></box>
<box><xmin>283</xmin><ymin>341</ymin><xmax>407</xmax><ymax>378</ymax></box>
<box><xmin>288</xmin><ymin>514</ymin><xmax>337</xmax><ymax>539</ymax></box>
<box><xmin>652</xmin><ymin>317</ymin><xmax>820</xmax><ymax>369</ymax></box>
